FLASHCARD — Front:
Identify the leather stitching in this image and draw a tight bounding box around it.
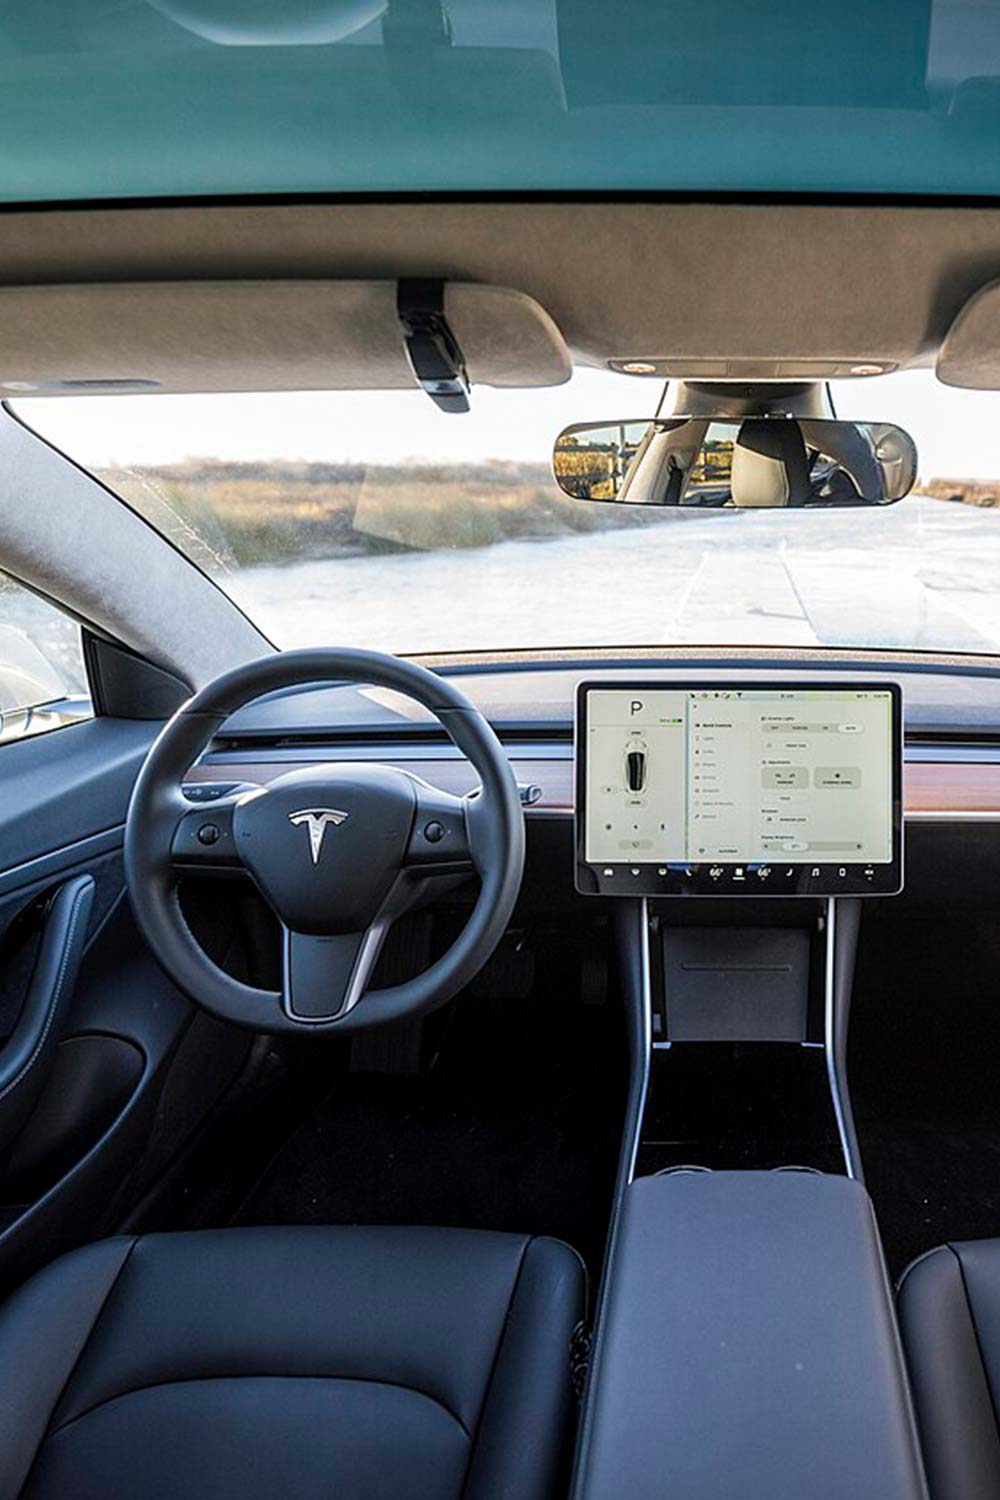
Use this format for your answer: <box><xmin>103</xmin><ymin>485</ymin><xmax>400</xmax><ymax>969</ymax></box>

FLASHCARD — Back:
<box><xmin>460</xmin><ymin>1235</ymin><xmax>532</xmax><ymax>1499</ymax></box>
<box><xmin>47</xmin><ymin>1371</ymin><xmax>471</xmax><ymax>1441</ymax></box>
<box><xmin>17</xmin><ymin>1237</ymin><xmax>139</xmax><ymax>1497</ymax></box>
<box><xmin>895</xmin><ymin>1242</ymin><xmax>944</xmax><ymax>1296</ymax></box>
<box><xmin>946</xmin><ymin>1244</ymin><xmax>1000</xmax><ymax>1469</ymax></box>
<box><xmin>0</xmin><ymin>881</ymin><xmax>89</xmax><ymax>1108</ymax></box>
<box><xmin>46</xmin><ymin>1239</ymin><xmax>140</xmax><ymax>1430</ymax></box>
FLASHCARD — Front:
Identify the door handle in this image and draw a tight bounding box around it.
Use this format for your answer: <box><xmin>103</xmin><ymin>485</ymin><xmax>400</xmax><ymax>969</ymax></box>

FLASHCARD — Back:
<box><xmin>0</xmin><ymin>875</ymin><xmax>94</xmax><ymax>1154</ymax></box>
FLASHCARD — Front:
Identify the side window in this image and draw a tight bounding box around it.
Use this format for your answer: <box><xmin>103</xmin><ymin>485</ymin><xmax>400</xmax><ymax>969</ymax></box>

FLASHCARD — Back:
<box><xmin>0</xmin><ymin>572</ymin><xmax>92</xmax><ymax>745</ymax></box>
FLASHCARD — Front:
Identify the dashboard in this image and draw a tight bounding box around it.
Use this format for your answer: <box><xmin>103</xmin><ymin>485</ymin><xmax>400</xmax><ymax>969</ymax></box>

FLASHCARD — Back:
<box><xmin>181</xmin><ymin>659</ymin><xmax>1000</xmax><ymax>919</ymax></box>
<box><xmin>575</xmin><ymin>681</ymin><xmax>902</xmax><ymax>897</ymax></box>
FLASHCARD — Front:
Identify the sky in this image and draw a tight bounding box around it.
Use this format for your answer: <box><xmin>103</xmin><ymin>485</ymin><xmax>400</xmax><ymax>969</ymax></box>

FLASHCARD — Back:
<box><xmin>13</xmin><ymin>366</ymin><xmax>1000</xmax><ymax>482</ymax></box>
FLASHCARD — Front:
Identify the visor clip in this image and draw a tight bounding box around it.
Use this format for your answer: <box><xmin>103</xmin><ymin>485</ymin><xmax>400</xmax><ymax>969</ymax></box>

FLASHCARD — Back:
<box><xmin>397</xmin><ymin>279</ymin><xmax>470</xmax><ymax>413</ymax></box>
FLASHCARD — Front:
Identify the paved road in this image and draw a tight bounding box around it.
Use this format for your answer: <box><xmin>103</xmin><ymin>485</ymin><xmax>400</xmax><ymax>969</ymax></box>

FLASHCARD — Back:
<box><xmin>229</xmin><ymin>494</ymin><xmax>1000</xmax><ymax>656</ymax></box>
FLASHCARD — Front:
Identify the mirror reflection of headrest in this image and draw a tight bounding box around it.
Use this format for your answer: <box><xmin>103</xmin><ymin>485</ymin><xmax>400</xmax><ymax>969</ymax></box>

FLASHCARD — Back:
<box><xmin>731</xmin><ymin>419</ymin><xmax>811</xmax><ymax>508</ymax></box>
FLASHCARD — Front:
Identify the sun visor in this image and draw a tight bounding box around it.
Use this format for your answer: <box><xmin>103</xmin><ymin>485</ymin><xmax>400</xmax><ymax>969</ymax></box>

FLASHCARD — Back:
<box><xmin>937</xmin><ymin>280</ymin><xmax>1000</xmax><ymax>388</ymax></box>
<box><xmin>0</xmin><ymin>280</ymin><xmax>571</xmax><ymax>397</ymax></box>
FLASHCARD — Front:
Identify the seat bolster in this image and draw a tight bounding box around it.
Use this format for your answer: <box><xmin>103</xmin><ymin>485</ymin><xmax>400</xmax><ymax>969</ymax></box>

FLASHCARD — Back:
<box><xmin>898</xmin><ymin>1243</ymin><xmax>1000</xmax><ymax>1500</ymax></box>
<box><xmin>0</xmin><ymin>1236</ymin><xmax>136</xmax><ymax>1499</ymax></box>
<box><xmin>465</xmin><ymin>1235</ymin><xmax>586</xmax><ymax>1500</ymax></box>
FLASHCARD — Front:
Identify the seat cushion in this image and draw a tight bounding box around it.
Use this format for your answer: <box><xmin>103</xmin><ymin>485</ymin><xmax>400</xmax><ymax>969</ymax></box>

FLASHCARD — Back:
<box><xmin>898</xmin><ymin>1238</ymin><xmax>1000</xmax><ymax>1500</ymax></box>
<box><xmin>0</xmin><ymin>1225</ymin><xmax>585</xmax><ymax>1500</ymax></box>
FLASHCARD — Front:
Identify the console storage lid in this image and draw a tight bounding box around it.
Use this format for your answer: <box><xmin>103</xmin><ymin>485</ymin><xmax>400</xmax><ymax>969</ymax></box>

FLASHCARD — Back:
<box><xmin>573</xmin><ymin>1171</ymin><xmax>928</xmax><ymax>1500</ymax></box>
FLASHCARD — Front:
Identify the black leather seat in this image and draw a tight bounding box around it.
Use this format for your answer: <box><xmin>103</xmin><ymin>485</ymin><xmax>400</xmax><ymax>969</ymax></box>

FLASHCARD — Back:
<box><xmin>898</xmin><ymin>1238</ymin><xmax>1000</xmax><ymax>1500</ymax></box>
<box><xmin>0</xmin><ymin>1225</ymin><xmax>585</xmax><ymax>1500</ymax></box>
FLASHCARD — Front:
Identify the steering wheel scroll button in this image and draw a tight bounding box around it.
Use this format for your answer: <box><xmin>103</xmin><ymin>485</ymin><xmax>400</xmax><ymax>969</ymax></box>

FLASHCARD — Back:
<box><xmin>405</xmin><ymin>794</ymin><xmax>472</xmax><ymax>870</ymax></box>
<box><xmin>171</xmin><ymin>802</ymin><xmax>239</xmax><ymax>866</ymax></box>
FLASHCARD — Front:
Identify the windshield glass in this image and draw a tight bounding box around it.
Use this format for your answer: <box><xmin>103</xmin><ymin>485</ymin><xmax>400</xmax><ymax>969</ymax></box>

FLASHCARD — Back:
<box><xmin>15</xmin><ymin>370</ymin><xmax>1000</xmax><ymax>657</ymax></box>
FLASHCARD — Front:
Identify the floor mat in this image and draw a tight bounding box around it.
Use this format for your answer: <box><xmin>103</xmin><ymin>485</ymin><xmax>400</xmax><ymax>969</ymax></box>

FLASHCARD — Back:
<box><xmin>860</xmin><ymin>1119</ymin><xmax>1000</xmax><ymax>1275</ymax></box>
<box><xmin>850</xmin><ymin>909</ymin><xmax>1000</xmax><ymax>1277</ymax></box>
<box><xmin>233</xmin><ymin>990</ymin><xmax>625</xmax><ymax>1279</ymax></box>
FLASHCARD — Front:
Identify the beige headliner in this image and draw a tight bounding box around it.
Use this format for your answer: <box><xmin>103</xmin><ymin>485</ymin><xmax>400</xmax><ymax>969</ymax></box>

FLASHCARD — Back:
<box><xmin>2</xmin><ymin>200</ymin><xmax>1000</xmax><ymax>390</ymax></box>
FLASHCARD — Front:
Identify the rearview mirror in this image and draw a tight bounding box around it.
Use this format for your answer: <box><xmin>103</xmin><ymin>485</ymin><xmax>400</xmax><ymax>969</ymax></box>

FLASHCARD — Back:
<box><xmin>551</xmin><ymin>416</ymin><xmax>917</xmax><ymax>509</ymax></box>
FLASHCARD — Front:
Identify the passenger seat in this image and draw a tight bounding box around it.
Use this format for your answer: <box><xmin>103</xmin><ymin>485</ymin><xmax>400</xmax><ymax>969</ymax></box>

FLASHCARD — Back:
<box><xmin>899</xmin><ymin>1239</ymin><xmax>1000</xmax><ymax>1499</ymax></box>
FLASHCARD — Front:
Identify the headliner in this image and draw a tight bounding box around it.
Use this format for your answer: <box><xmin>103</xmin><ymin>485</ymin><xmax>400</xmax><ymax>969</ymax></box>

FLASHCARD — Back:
<box><xmin>3</xmin><ymin>199</ymin><xmax>1000</xmax><ymax>387</ymax></box>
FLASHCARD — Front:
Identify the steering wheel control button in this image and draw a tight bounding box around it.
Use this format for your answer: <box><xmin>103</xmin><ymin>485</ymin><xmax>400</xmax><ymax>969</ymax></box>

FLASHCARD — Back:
<box><xmin>182</xmin><ymin>781</ymin><xmax>237</xmax><ymax>802</ymax></box>
<box><xmin>170</xmin><ymin>802</ymin><xmax>239</xmax><ymax>868</ymax></box>
<box><xmin>406</xmin><ymin>799</ymin><xmax>473</xmax><ymax>870</ymax></box>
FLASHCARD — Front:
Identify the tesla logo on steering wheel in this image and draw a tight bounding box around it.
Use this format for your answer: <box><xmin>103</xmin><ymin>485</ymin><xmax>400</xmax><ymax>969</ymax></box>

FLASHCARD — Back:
<box><xmin>288</xmin><ymin>808</ymin><xmax>349</xmax><ymax>865</ymax></box>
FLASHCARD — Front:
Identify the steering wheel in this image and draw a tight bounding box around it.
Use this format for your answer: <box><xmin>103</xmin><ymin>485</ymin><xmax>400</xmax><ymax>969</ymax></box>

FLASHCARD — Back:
<box><xmin>124</xmin><ymin>649</ymin><xmax>525</xmax><ymax>1035</ymax></box>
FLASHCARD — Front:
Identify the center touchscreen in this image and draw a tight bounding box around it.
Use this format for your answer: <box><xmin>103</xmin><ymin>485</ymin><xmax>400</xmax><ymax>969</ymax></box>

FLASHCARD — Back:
<box><xmin>576</xmin><ymin>682</ymin><xmax>902</xmax><ymax>896</ymax></box>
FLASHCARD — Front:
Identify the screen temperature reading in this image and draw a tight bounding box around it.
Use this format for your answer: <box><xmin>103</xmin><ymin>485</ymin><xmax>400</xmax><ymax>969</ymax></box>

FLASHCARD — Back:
<box><xmin>584</xmin><ymin>687</ymin><xmax>894</xmax><ymax>867</ymax></box>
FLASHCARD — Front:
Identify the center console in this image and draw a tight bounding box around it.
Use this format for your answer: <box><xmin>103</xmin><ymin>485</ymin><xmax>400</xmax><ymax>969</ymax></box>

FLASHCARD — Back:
<box><xmin>572</xmin><ymin>1171</ymin><xmax>928</xmax><ymax>1500</ymax></box>
<box><xmin>576</xmin><ymin>676</ymin><xmax>902</xmax><ymax>1180</ymax></box>
<box><xmin>571</xmin><ymin>679</ymin><xmax>926</xmax><ymax>1496</ymax></box>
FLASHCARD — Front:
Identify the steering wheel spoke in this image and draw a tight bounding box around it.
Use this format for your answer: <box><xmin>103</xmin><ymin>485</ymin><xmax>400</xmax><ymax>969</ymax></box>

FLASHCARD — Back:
<box><xmin>404</xmin><ymin>781</ymin><xmax>476</xmax><ymax>875</ymax></box>
<box><xmin>170</xmin><ymin>796</ymin><xmax>245</xmax><ymax>873</ymax></box>
<box><xmin>282</xmin><ymin>924</ymin><xmax>389</xmax><ymax>1024</ymax></box>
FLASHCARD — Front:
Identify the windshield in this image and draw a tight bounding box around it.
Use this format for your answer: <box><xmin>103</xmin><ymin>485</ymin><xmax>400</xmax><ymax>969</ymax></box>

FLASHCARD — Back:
<box><xmin>16</xmin><ymin>370</ymin><xmax>1000</xmax><ymax>658</ymax></box>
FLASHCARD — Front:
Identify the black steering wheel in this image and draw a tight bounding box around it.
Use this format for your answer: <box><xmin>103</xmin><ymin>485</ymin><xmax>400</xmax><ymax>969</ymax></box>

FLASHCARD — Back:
<box><xmin>124</xmin><ymin>649</ymin><xmax>525</xmax><ymax>1034</ymax></box>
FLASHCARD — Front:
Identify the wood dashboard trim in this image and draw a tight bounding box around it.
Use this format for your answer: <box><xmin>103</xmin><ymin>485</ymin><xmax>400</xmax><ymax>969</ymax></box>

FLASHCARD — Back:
<box><xmin>187</xmin><ymin>758</ymin><xmax>576</xmax><ymax>809</ymax></box>
<box><xmin>904</xmin><ymin>762</ymin><xmax>1000</xmax><ymax>814</ymax></box>
<box><xmin>187</xmin><ymin>758</ymin><xmax>1000</xmax><ymax>818</ymax></box>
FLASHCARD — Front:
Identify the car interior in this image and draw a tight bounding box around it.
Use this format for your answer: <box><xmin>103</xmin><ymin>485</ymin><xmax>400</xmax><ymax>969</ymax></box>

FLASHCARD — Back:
<box><xmin>7</xmin><ymin>3</ymin><xmax>1000</xmax><ymax>1498</ymax></box>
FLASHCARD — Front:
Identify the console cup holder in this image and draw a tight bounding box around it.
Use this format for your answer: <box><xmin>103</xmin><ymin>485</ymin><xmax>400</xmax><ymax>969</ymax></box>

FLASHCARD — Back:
<box><xmin>654</xmin><ymin>1164</ymin><xmax>713</xmax><ymax>1175</ymax></box>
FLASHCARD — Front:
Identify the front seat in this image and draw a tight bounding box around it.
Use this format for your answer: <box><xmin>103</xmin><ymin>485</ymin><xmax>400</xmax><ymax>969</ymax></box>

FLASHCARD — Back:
<box><xmin>0</xmin><ymin>1225</ymin><xmax>585</xmax><ymax>1500</ymax></box>
<box><xmin>730</xmin><ymin>418</ymin><xmax>812</xmax><ymax>508</ymax></box>
<box><xmin>898</xmin><ymin>1238</ymin><xmax>1000</xmax><ymax>1499</ymax></box>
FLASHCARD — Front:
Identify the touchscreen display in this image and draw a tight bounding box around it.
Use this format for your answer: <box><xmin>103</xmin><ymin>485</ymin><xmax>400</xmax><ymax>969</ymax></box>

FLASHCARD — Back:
<box><xmin>576</xmin><ymin>682</ymin><xmax>902</xmax><ymax>897</ymax></box>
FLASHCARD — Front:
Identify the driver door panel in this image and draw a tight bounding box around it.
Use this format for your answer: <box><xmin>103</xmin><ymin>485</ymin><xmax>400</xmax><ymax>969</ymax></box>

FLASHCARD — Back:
<box><xmin>0</xmin><ymin>715</ymin><xmax>248</xmax><ymax>1295</ymax></box>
